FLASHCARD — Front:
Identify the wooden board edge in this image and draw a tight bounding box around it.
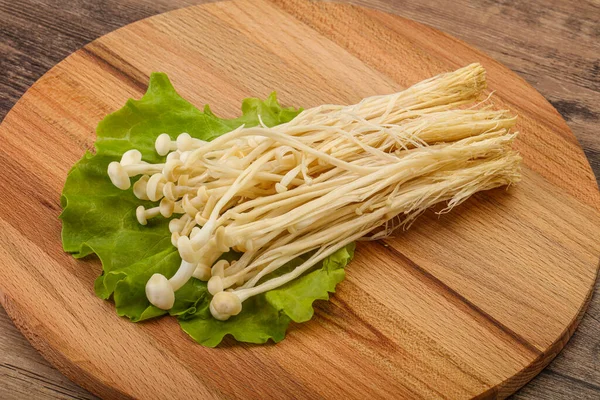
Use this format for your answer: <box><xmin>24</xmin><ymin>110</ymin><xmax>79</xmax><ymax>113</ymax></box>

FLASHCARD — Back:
<box><xmin>1</xmin><ymin>256</ymin><xmax>597</xmax><ymax>400</ymax></box>
<box><xmin>0</xmin><ymin>291</ymin><xmax>132</xmax><ymax>400</ymax></box>
<box><xmin>489</xmin><ymin>260</ymin><xmax>599</xmax><ymax>399</ymax></box>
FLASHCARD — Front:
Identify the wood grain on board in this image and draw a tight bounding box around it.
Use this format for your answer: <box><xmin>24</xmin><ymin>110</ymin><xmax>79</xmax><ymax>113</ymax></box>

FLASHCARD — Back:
<box><xmin>0</xmin><ymin>0</ymin><xmax>599</xmax><ymax>399</ymax></box>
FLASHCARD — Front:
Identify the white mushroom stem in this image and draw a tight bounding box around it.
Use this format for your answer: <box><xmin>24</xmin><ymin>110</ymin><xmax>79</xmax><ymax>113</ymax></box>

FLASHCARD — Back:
<box><xmin>184</xmin><ymin>128</ymin><xmax>376</xmax><ymax>175</ymax></box>
<box><xmin>146</xmin><ymin>173</ymin><xmax>167</xmax><ymax>201</ymax></box>
<box><xmin>180</xmin><ymin>217</ymin><xmax>197</xmax><ymax>236</ymax></box>
<box><xmin>145</xmin><ymin>260</ymin><xmax>198</xmax><ymax>310</ymax></box>
<box><xmin>156</xmin><ymin>133</ymin><xmax>208</xmax><ymax>156</ymax></box>
<box><xmin>136</xmin><ymin>206</ymin><xmax>160</xmax><ymax>225</ymax></box>
<box><xmin>163</xmin><ymin>159</ymin><xmax>184</xmax><ymax>181</ymax></box>
<box><xmin>107</xmin><ymin>161</ymin><xmax>164</xmax><ymax>190</ymax></box>
<box><xmin>210</xmin><ymin>155</ymin><xmax>517</xmax><ymax>320</ymax></box>
<box><xmin>180</xmin><ymin>172</ymin><xmax>209</xmax><ymax>187</ymax></box>
<box><xmin>184</xmin><ymin>151</ymin><xmax>278</xmax><ymax>257</ymax></box>
<box><xmin>182</xmin><ymin>194</ymin><xmax>204</xmax><ymax>216</ymax></box>
<box><xmin>163</xmin><ymin>181</ymin><xmax>197</xmax><ymax>201</ymax></box>
<box><xmin>180</xmin><ymin>151</ymin><xmax>192</xmax><ymax>163</ymax></box>
<box><xmin>176</xmin><ymin>133</ymin><xmax>207</xmax><ymax>151</ymax></box>
<box><xmin>169</xmin><ymin>260</ymin><xmax>198</xmax><ymax>291</ymax></box>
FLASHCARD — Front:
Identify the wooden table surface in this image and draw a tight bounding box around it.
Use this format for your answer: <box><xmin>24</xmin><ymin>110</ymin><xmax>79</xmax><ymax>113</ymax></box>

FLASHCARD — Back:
<box><xmin>0</xmin><ymin>0</ymin><xmax>598</xmax><ymax>399</ymax></box>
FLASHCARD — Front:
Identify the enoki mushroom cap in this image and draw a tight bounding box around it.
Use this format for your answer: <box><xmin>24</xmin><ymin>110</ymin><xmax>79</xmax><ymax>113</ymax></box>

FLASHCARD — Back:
<box><xmin>211</xmin><ymin>260</ymin><xmax>229</xmax><ymax>278</ymax></box>
<box><xmin>178</xmin><ymin>174</ymin><xmax>189</xmax><ymax>187</ymax></box>
<box><xmin>176</xmin><ymin>133</ymin><xmax>193</xmax><ymax>151</ymax></box>
<box><xmin>171</xmin><ymin>231</ymin><xmax>181</xmax><ymax>247</ymax></box>
<box><xmin>155</xmin><ymin>133</ymin><xmax>173</xmax><ymax>156</ymax></box>
<box><xmin>107</xmin><ymin>162</ymin><xmax>131</xmax><ymax>190</ymax></box>
<box><xmin>145</xmin><ymin>273</ymin><xmax>175</xmax><ymax>310</ymax></box>
<box><xmin>147</xmin><ymin>173</ymin><xmax>167</xmax><ymax>201</ymax></box>
<box><xmin>159</xmin><ymin>198</ymin><xmax>175</xmax><ymax>218</ymax></box>
<box><xmin>163</xmin><ymin>181</ymin><xmax>178</xmax><ymax>201</ymax></box>
<box><xmin>209</xmin><ymin>291</ymin><xmax>242</xmax><ymax>321</ymax></box>
<box><xmin>163</xmin><ymin>159</ymin><xmax>184</xmax><ymax>181</ymax></box>
<box><xmin>197</xmin><ymin>186</ymin><xmax>209</xmax><ymax>201</ymax></box>
<box><xmin>133</xmin><ymin>175</ymin><xmax>150</xmax><ymax>200</ymax></box>
<box><xmin>166</xmin><ymin>151</ymin><xmax>181</xmax><ymax>162</ymax></box>
<box><xmin>121</xmin><ymin>149</ymin><xmax>143</xmax><ymax>166</ymax></box>
<box><xmin>177</xmin><ymin>235</ymin><xmax>201</xmax><ymax>263</ymax></box>
<box><xmin>136</xmin><ymin>205</ymin><xmax>149</xmax><ymax>225</ymax></box>
<box><xmin>169</xmin><ymin>217</ymin><xmax>185</xmax><ymax>233</ymax></box>
<box><xmin>182</xmin><ymin>194</ymin><xmax>200</xmax><ymax>216</ymax></box>
<box><xmin>207</xmin><ymin>276</ymin><xmax>223</xmax><ymax>295</ymax></box>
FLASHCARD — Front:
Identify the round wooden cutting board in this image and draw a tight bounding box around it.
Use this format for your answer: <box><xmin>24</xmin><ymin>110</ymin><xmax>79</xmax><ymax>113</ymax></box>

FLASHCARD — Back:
<box><xmin>0</xmin><ymin>0</ymin><xmax>598</xmax><ymax>398</ymax></box>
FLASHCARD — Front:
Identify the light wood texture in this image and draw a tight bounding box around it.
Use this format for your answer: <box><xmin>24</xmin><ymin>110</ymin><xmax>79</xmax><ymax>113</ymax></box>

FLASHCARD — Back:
<box><xmin>0</xmin><ymin>0</ymin><xmax>598</xmax><ymax>398</ymax></box>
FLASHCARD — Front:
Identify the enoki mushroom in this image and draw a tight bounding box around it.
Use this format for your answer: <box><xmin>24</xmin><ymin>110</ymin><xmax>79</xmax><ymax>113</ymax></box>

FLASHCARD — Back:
<box><xmin>107</xmin><ymin>63</ymin><xmax>521</xmax><ymax>320</ymax></box>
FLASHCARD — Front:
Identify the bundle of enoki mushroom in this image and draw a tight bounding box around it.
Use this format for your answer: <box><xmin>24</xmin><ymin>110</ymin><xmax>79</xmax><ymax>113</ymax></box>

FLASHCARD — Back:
<box><xmin>107</xmin><ymin>63</ymin><xmax>521</xmax><ymax>320</ymax></box>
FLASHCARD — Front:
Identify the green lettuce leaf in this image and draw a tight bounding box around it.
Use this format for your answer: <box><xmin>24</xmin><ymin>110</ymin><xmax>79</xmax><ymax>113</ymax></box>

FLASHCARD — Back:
<box><xmin>60</xmin><ymin>72</ymin><xmax>355</xmax><ymax>346</ymax></box>
<box><xmin>180</xmin><ymin>245</ymin><xmax>354</xmax><ymax>346</ymax></box>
